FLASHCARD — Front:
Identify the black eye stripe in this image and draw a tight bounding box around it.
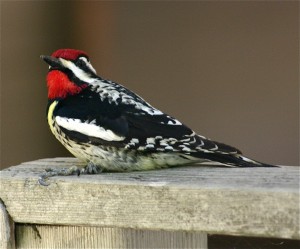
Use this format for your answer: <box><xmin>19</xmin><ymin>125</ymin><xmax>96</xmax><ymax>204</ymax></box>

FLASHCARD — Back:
<box><xmin>76</xmin><ymin>59</ymin><xmax>86</xmax><ymax>67</ymax></box>
<box><xmin>77</xmin><ymin>61</ymin><xmax>91</xmax><ymax>72</ymax></box>
<box><xmin>73</xmin><ymin>57</ymin><xmax>97</xmax><ymax>77</ymax></box>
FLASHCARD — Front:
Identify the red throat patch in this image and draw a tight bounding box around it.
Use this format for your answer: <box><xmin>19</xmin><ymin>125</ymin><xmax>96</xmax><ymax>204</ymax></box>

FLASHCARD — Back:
<box><xmin>47</xmin><ymin>70</ymin><xmax>87</xmax><ymax>99</ymax></box>
<box><xmin>51</xmin><ymin>49</ymin><xmax>88</xmax><ymax>60</ymax></box>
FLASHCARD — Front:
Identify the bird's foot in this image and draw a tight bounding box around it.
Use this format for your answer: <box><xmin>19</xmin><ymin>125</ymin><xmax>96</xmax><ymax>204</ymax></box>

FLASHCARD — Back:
<box><xmin>79</xmin><ymin>162</ymin><xmax>103</xmax><ymax>175</ymax></box>
<box><xmin>38</xmin><ymin>163</ymin><xmax>103</xmax><ymax>186</ymax></box>
<box><xmin>38</xmin><ymin>166</ymin><xmax>80</xmax><ymax>186</ymax></box>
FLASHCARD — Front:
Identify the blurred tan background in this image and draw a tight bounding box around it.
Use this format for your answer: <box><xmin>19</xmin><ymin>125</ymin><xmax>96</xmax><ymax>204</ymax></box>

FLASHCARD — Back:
<box><xmin>1</xmin><ymin>1</ymin><xmax>299</xmax><ymax>169</ymax></box>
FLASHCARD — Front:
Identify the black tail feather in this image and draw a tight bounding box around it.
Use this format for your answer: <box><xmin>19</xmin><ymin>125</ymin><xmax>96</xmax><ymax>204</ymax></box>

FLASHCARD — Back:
<box><xmin>194</xmin><ymin>152</ymin><xmax>278</xmax><ymax>167</ymax></box>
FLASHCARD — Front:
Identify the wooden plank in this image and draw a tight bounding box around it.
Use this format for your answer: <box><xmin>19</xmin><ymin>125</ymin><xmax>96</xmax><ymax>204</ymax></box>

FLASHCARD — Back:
<box><xmin>0</xmin><ymin>200</ymin><xmax>15</xmax><ymax>249</ymax></box>
<box><xmin>15</xmin><ymin>224</ymin><xmax>207</xmax><ymax>249</ymax></box>
<box><xmin>0</xmin><ymin>158</ymin><xmax>299</xmax><ymax>239</ymax></box>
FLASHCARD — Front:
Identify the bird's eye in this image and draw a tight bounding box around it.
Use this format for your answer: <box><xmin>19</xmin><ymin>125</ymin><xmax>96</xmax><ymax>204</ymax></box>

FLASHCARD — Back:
<box><xmin>76</xmin><ymin>59</ymin><xmax>85</xmax><ymax>67</ymax></box>
<box><xmin>77</xmin><ymin>57</ymin><xmax>96</xmax><ymax>74</ymax></box>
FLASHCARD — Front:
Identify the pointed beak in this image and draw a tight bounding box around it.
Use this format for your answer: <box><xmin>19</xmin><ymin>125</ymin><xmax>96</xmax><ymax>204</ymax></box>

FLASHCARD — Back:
<box><xmin>40</xmin><ymin>55</ymin><xmax>62</xmax><ymax>69</ymax></box>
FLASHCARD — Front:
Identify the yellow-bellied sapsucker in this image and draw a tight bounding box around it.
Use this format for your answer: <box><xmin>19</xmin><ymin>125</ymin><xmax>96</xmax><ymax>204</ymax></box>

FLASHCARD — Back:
<box><xmin>39</xmin><ymin>49</ymin><xmax>275</xmax><ymax>185</ymax></box>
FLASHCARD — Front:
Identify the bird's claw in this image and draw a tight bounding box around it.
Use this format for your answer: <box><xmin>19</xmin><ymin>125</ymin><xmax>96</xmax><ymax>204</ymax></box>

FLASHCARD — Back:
<box><xmin>38</xmin><ymin>176</ymin><xmax>51</xmax><ymax>186</ymax></box>
<box><xmin>38</xmin><ymin>164</ymin><xmax>103</xmax><ymax>186</ymax></box>
<box><xmin>38</xmin><ymin>166</ymin><xmax>80</xmax><ymax>186</ymax></box>
<box><xmin>81</xmin><ymin>162</ymin><xmax>103</xmax><ymax>174</ymax></box>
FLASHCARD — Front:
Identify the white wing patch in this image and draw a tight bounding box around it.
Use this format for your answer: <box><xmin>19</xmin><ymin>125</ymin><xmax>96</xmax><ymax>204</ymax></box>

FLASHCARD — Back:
<box><xmin>55</xmin><ymin>116</ymin><xmax>125</xmax><ymax>141</ymax></box>
<box><xmin>166</xmin><ymin>117</ymin><xmax>182</xmax><ymax>125</ymax></box>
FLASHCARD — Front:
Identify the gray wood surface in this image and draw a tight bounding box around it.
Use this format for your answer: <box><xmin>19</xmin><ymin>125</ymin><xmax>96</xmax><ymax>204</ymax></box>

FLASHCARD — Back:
<box><xmin>0</xmin><ymin>158</ymin><xmax>299</xmax><ymax>240</ymax></box>
<box><xmin>16</xmin><ymin>224</ymin><xmax>207</xmax><ymax>249</ymax></box>
<box><xmin>0</xmin><ymin>200</ymin><xmax>15</xmax><ymax>249</ymax></box>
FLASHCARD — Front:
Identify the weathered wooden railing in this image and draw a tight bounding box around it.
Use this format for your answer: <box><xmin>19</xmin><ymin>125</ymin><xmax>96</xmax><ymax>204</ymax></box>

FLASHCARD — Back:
<box><xmin>0</xmin><ymin>158</ymin><xmax>299</xmax><ymax>248</ymax></box>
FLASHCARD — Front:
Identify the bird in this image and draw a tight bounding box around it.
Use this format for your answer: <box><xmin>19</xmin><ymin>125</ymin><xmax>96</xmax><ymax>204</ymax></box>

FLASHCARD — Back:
<box><xmin>39</xmin><ymin>48</ymin><xmax>275</xmax><ymax>185</ymax></box>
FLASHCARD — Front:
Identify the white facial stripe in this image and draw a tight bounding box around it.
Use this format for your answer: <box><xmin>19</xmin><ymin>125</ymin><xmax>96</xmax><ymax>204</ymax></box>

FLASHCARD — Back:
<box><xmin>55</xmin><ymin>116</ymin><xmax>125</xmax><ymax>141</ymax></box>
<box><xmin>59</xmin><ymin>57</ymin><xmax>163</xmax><ymax>116</ymax></box>
<box><xmin>79</xmin><ymin>57</ymin><xmax>97</xmax><ymax>74</ymax></box>
<box><xmin>59</xmin><ymin>58</ymin><xmax>96</xmax><ymax>83</ymax></box>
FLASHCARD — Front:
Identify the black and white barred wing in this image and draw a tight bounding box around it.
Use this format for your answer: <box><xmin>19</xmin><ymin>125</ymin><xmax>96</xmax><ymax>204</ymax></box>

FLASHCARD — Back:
<box><xmin>52</xmin><ymin>88</ymin><xmax>241</xmax><ymax>158</ymax></box>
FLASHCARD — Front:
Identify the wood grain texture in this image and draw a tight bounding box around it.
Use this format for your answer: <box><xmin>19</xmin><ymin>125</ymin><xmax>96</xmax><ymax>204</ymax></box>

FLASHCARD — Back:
<box><xmin>0</xmin><ymin>158</ymin><xmax>299</xmax><ymax>239</ymax></box>
<box><xmin>0</xmin><ymin>200</ymin><xmax>15</xmax><ymax>249</ymax></box>
<box><xmin>16</xmin><ymin>224</ymin><xmax>207</xmax><ymax>249</ymax></box>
